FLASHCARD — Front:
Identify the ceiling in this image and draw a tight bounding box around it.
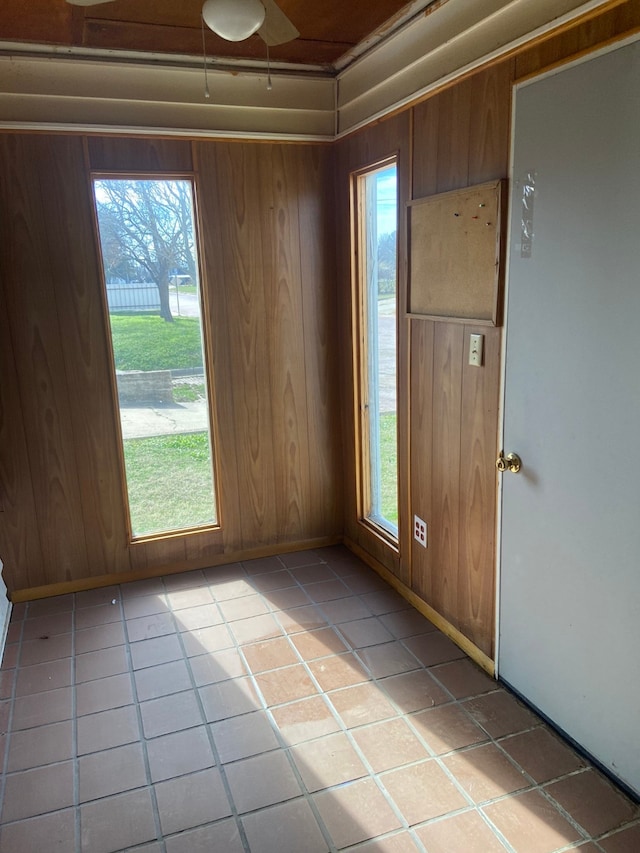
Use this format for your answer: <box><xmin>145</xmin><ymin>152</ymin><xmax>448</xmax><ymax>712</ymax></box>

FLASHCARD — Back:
<box><xmin>0</xmin><ymin>0</ymin><xmax>437</xmax><ymax>70</ymax></box>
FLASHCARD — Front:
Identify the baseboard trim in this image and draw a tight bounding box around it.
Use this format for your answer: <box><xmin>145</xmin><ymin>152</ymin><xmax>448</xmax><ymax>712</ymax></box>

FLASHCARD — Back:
<box><xmin>344</xmin><ymin>537</ymin><xmax>495</xmax><ymax>677</ymax></box>
<box><xmin>10</xmin><ymin>535</ymin><xmax>342</xmax><ymax>602</ymax></box>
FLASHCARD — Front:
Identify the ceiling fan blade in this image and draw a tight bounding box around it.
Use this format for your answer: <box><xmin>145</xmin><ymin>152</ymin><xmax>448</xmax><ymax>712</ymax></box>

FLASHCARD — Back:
<box><xmin>258</xmin><ymin>0</ymin><xmax>299</xmax><ymax>46</ymax></box>
<box><xmin>66</xmin><ymin>0</ymin><xmax>117</xmax><ymax>6</ymax></box>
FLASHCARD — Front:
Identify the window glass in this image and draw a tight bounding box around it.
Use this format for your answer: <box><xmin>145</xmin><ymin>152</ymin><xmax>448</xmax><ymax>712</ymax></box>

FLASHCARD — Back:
<box><xmin>93</xmin><ymin>178</ymin><xmax>217</xmax><ymax>538</ymax></box>
<box><xmin>355</xmin><ymin>163</ymin><xmax>398</xmax><ymax>537</ymax></box>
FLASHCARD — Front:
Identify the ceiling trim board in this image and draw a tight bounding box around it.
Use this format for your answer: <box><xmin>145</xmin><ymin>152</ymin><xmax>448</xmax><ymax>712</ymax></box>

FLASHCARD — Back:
<box><xmin>336</xmin><ymin>0</ymin><xmax>613</xmax><ymax>134</ymax></box>
<box><xmin>0</xmin><ymin>0</ymin><xmax>619</xmax><ymax>141</ymax></box>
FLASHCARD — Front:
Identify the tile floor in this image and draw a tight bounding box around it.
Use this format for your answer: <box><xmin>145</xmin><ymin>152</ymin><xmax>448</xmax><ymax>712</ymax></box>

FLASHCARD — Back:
<box><xmin>0</xmin><ymin>546</ymin><xmax>638</xmax><ymax>852</ymax></box>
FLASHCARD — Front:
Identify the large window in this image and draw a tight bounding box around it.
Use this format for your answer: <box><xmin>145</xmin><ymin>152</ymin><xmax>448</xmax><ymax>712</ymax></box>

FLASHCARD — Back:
<box><xmin>93</xmin><ymin>177</ymin><xmax>217</xmax><ymax>539</ymax></box>
<box><xmin>352</xmin><ymin>161</ymin><xmax>399</xmax><ymax>539</ymax></box>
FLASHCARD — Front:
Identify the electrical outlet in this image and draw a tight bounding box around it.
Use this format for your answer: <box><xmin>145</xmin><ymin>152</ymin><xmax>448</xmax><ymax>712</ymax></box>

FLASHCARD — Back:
<box><xmin>414</xmin><ymin>515</ymin><xmax>427</xmax><ymax>548</ymax></box>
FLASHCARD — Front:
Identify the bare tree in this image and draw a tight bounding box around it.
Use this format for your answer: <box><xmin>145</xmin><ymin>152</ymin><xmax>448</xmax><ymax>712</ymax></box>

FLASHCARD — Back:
<box><xmin>95</xmin><ymin>179</ymin><xmax>197</xmax><ymax>322</ymax></box>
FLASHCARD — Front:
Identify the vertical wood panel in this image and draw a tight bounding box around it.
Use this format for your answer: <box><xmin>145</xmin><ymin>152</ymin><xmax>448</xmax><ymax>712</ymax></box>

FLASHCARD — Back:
<box><xmin>259</xmin><ymin>144</ymin><xmax>310</xmax><ymax>540</ymax></box>
<box><xmin>87</xmin><ymin>137</ymin><xmax>193</xmax><ymax>173</ymax></box>
<box><xmin>458</xmin><ymin>325</ymin><xmax>501</xmax><ymax>655</ymax></box>
<box><xmin>435</xmin><ymin>77</ymin><xmax>473</xmax><ymax>193</ymax></box>
<box><xmin>296</xmin><ymin>145</ymin><xmax>343</xmax><ymax>538</ymax></box>
<box><xmin>409</xmin><ymin>320</ymin><xmax>434</xmax><ymax>603</ymax></box>
<box><xmin>0</xmin><ymin>135</ymin><xmax>89</xmax><ymax>584</ymax></box>
<box><xmin>468</xmin><ymin>61</ymin><xmax>513</xmax><ymax>186</ymax></box>
<box><xmin>210</xmin><ymin>143</ymin><xmax>278</xmax><ymax>548</ymax></box>
<box><xmin>193</xmin><ymin>142</ymin><xmax>244</xmax><ymax>551</ymax></box>
<box><xmin>38</xmin><ymin>136</ymin><xmax>131</xmax><ymax>578</ymax></box>
<box><xmin>430</xmin><ymin>322</ymin><xmax>463</xmax><ymax>623</ymax></box>
<box><xmin>0</xmin><ymin>284</ymin><xmax>46</xmax><ymax>589</ymax></box>
<box><xmin>412</xmin><ymin>97</ymin><xmax>439</xmax><ymax>200</ymax></box>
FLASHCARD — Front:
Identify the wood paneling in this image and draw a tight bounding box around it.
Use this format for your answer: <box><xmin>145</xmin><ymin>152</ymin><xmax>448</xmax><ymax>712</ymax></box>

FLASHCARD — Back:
<box><xmin>295</xmin><ymin>145</ymin><xmax>343</xmax><ymax>538</ymax></box>
<box><xmin>36</xmin><ymin>136</ymin><xmax>130</xmax><ymax>579</ymax></box>
<box><xmin>0</xmin><ymin>285</ymin><xmax>46</xmax><ymax>589</ymax></box>
<box><xmin>0</xmin><ymin>133</ymin><xmax>341</xmax><ymax>595</ymax></box>
<box><xmin>0</xmin><ymin>136</ymin><xmax>90</xmax><ymax>586</ymax></box>
<box><xmin>88</xmin><ymin>137</ymin><xmax>193</xmax><ymax>174</ymax></box>
<box><xmin>194</xmin><ymin>140</ymin><xmax>340</xmax><ymax>552</ymax></box>
<box><xmin>336</xmin><ymin>111</ymin><xmax>411</xmax><ymax>584</ymax></box>
<box><xmin>515</xmin><ymin>0</ymin><xmax>640</xmax><ymax>80</ymax></box>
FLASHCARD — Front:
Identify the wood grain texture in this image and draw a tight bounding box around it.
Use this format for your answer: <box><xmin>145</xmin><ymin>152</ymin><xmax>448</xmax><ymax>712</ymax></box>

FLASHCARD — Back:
<box><xmin>0</xmin><ymin>133</ymin><xmax>341</xmax><ymax>593</ymax></box>
<box><xmin>409</xmin><ymin>320</ymin><xmax>434</xmax><ymax>603</ymax></box>
<box><xmin>336</xmin><ymin>111</ymin><xmax>410</xmax><ymax>582</ymax></box>
<box><xmin>259</xmin><ymin>144</ymin><xmax>310</xmax><ymax>541</ymax></box>
<box><xmin>87</xmin><ymin>137</ymin><xmax>193</xmax><ymax>174</ymax></box>
<box><xmin>211</xmin><ymin>142</ymin><xmax>279</xmax><ymax>548</ymax></box>
<box><xmin>430</xmin><ymin>322</ymin><xmax>463</xmax><ymax>623</ymax></box>
<box><xmin>468</xmin><ymin>62</ymin><xmax>513</xmax><ymax>187</ymax></box>
<box><xmin>295</xmin><ymin>145</ymin><xmax>343</xmax><ymax>538</ymax></box>
<box><xmin>515</xmin><ymin>0</ymin><xmax>640</xmax><ymax>80</ymax></box>
<box><xmin>36</xmin><ymin>135</ymin><xmax>131</xmax><ymax>578</ymax></box>
<box><xmin>435</xmin><ymin>77</ymin><xmax>472</xmax><ymax>194</ymax></box>
<box><xmin>0</xmin><ymin>284</ymin><xmax>46</xmax><ymax>590</ymax></box>
<box><xmin>0</xmin><ymin>135</ymin><xmax>89</xmax><ymax>585</ymax></box>
<box><xmin>407</xmin><ymin>62</ymin><xmax>511</xmax><ymax>655</ymax></box>
<box><xmin>195</xmin><ymin>139</ymin><xmax>342</xmax><ymax>553</ymax></box>
<box><xmin>458</xmin><ymin>325</ymin><xmax>500</xmax><ymax>655</ymax></box>
<box><xmin>192</xmin><ymin>141</ymin><xmax>244</xmax><ymax>551</ymax></box>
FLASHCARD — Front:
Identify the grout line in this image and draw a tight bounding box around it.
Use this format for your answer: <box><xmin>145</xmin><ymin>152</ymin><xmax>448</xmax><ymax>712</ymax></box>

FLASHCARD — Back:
<box><xmin>1</xmin><ymin>548</ymin><xmax>638</xmax><ymax>850</ymax></box>
<box><xmin>119</xmin><ymin>585</ymin><xmax>167</xmax><ymax>853</ymax></box>
<box><xmin>70</xmin><ymin>594</ymin><xmax>81</xmax><ymax>853</ymax></box>
<box><xmin>163</xmin><ymin>574</ymin><xmax>251</xmax><ymax>853</ymax></box>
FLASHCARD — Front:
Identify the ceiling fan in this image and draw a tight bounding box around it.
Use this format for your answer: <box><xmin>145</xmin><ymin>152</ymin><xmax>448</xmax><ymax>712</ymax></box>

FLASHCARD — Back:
<box><xmin>66</xmin><ymin>0</ymin><xmax>300</xmax><ymax>46</ymax></box>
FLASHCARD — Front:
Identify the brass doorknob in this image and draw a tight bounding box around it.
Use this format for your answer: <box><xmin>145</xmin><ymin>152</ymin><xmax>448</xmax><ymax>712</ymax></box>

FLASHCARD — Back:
<box><xmin>496</xmin><ymin>451</ymin><xmax>522</xmax><ymax>473</ymax></box>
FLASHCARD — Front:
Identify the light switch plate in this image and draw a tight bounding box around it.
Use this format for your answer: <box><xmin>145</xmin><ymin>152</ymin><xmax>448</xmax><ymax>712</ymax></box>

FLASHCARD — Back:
<box><xmin>469</xmin><ymin>333</ymin><xmax>484</xmax><ymax>367</ymax></box>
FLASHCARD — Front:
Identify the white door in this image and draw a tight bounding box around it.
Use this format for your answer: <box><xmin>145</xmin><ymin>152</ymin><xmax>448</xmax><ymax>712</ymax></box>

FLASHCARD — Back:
<box><xmin>499</xmin><ymin>37</ymin><xmax>640</xmax><ymax>796</ymax></box>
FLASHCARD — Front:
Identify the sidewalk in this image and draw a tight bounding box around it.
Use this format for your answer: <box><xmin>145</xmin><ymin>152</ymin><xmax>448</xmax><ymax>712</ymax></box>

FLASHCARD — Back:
<box><xmin>119</xmin><ymin>400</ymin><xmax>208</xmax><ymax>439</ymax></box>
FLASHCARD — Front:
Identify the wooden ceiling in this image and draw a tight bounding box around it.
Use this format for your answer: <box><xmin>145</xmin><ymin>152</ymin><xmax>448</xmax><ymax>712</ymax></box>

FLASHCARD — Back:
<box><xmin>0</xmin><ymin>0</ymin><xmax>433</xmax><ymax>69</ymax></box>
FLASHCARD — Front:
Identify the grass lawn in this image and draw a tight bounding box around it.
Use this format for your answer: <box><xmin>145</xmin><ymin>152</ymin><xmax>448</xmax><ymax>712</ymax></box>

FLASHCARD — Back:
<box><xmin>379</xmin><ymin>412</ymin><xmax>398</xmax><ymax>526</ymax></box>
<box><xmin>123</xmin><ymin>432</ymin><xmax>216</xmax><ymax>536</ymax></box>
<box><xmin>110</xmin><ymin>314</ymin><xmax>203</xmax><ymax>372</ymax></box>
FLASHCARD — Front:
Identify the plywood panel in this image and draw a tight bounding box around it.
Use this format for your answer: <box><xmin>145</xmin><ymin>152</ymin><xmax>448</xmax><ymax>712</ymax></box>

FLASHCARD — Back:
<box><xmin>412</xmin><ymin>96</ymin><xmax>439</xmax><ymax>200</ymax></box>
<box><xmin>430</xmin><ymin>322</ymin><xmax>463</xmax><ymax>623</ymax></box>
<box><xmin>295</xmin><ymin>145</ymin><xmax>343</xmax><ymax>538</ymax></box>
<box><xmin>408</xmin><ymin>63</ymin><xmax>509</xmax><ymax>653</ymax></box>
<box><xmin>515</xmin><ymin>1</ymin><xmax>640</xmax><ymax>80</ymax></box>
<box><xmin>0</xmin><ymin>135</ymin><xmax>89</xmax><ymax>585</ymax></box>
<box><xmin>88</xmin><ymin>137</ymin><xmax>193</xmax><ymax>173</ymax></box>
<box><xmin>458</xmin><ymin>325</ymin><xmax>500</xmax><ymax>656</ymax></box>
<box><xmin>0</xmin><ymin>285</ymin><xmax>46</xmax><ymax>590</ymax></box>
<box><xmin>468</xmin><ymin>61</ymin><xmax>513</xmax><ymax>186</ymax></box>
<box><xmin>435</xmin><ymin>77</ymin><xmax>472</xmax><ymax>193</ymax></box>
<box><xmin>407</xmin><ymin>180</ymin><xmax>503</xmax><ymax>323</ymax></box>
<box><xmin>213</xmin><ymin>143</ymin><xmax>278</xmax><ymax>548</ymax></box>
<box><xmin>258</xmin><ymin>144</ymin><xmax>310</xmax><ymax>541</ymax></box>
<box><xmin>409</xmin><ymin>320</ymin><xmax>434</xmax><ymax>603</ymax></box>
<box><xmin>37</xmin><ymin>136</ymin><xmax>131</xmax><ymax>578</ymax></box>
<box><xmin>192</xmin><ymin>142</ymin><xmax>244</xmax><ymax>551</ymax></box>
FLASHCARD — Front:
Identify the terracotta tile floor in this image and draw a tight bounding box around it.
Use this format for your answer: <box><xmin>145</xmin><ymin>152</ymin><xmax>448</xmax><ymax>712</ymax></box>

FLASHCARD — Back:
<box><xmin>0</xmin><ymin>546</ymin><xmax>638</xmax><ymax>852</ymax></box>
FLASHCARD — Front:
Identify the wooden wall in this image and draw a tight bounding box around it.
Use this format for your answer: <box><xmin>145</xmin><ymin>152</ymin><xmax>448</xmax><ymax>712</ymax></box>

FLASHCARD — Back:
<box><xmin>336</xmin><ymin>0</ymin><xmax>640</xmax><ymax>660</ymax></box>
<box><xmin>0</xmin><ymin>135</ymin><xmax>341</xmax><ymax>595</ymax></box>
<box><xmin>0</xmin><ymin>0</ymin><xmax>637</xmax><ymax>655</ymax></box>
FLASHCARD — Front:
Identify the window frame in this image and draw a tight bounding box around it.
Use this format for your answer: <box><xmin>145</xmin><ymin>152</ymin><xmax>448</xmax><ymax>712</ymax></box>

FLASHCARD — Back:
<box><xmin>350</xmin><ymin>156</ymin><xmax>400</xmax><ymax>548</ymax></box>
<box><xmin>90</xmin><ymin>171</ymin><xmax>222</xmax><ymax>543</ymax></box>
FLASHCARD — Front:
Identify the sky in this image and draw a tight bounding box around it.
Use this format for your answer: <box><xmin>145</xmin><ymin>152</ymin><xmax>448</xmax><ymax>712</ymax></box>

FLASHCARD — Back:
<box><xmin>376</xmin><ymin>167</ymin><xmax>397</xmax><ymax>237</ymax></box>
